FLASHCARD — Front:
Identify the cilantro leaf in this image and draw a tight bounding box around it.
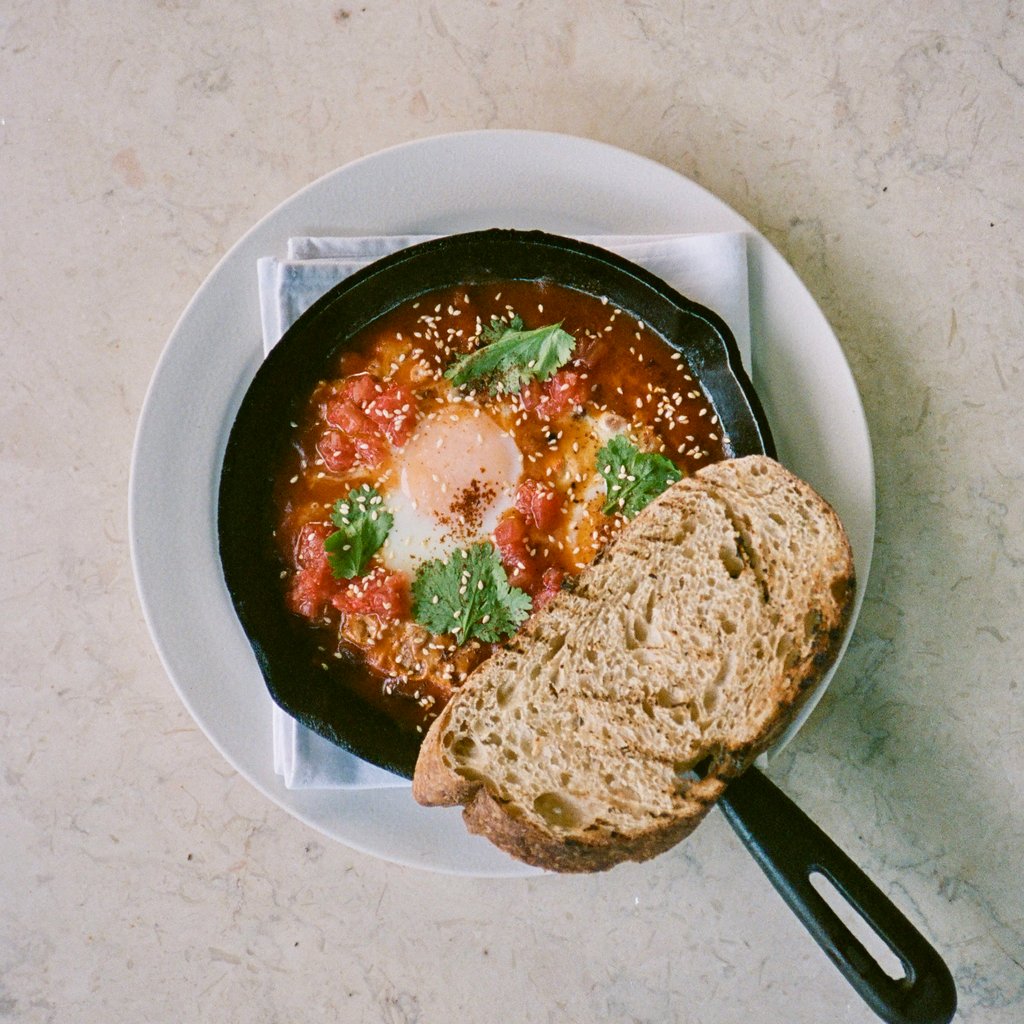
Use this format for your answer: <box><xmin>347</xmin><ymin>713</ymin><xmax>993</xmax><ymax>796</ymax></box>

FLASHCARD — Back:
<box><xmin>324</xmin><ymin>485</ymin><xmax>393</xmax><ymax>579</ymax></box>
<box><xmin>444</xmin><ymin>315</ymin><xmax>576</xmax><ymax>395</ymax></box>
<box><xmin>412</xmin><ymin>542</ymin><xmax>533</xmax><ymax>644</ymax></box>
<box><xmin>482</xmin><ymin>313</ymin><xmax>524</xmax><ymax>346</ymax></box>
<box><xmin>598</xmin><ymin>435</ymin><xmax>683</xmax><ymax>519</ymax></box>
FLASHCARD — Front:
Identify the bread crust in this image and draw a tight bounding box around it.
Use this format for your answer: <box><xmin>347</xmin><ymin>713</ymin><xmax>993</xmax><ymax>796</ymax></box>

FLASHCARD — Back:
<box><xmin>413</xmin><ymin>456</ymin><xmax>856</xmax><ymax>872</ymax></box>
<box><xmin>460</xmin><ymin>784</ymin><xmax>718</xmax><ymax>873</ymax></box>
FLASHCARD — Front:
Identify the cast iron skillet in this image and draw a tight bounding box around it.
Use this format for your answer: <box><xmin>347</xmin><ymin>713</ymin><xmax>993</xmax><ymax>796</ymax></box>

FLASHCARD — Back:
<box><xmin>219</xmin><ymin>229</ymin><xmax>773</xmax><ymax>774</ymax></box>
<box><xmin>218</xmin><ymin>230</ymin><xmax>955</xmax><ymax>1024</ymax></box>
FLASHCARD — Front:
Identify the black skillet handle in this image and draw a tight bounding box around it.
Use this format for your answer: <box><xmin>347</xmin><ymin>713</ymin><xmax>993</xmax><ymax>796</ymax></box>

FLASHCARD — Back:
<box><xmin>718</xmin><ymin>767</ymin><xmax>956</xmax><ymax>1024</ymax></box>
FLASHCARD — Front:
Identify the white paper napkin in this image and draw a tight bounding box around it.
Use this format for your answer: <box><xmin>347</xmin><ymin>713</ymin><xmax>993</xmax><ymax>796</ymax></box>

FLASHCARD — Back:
<box><xmin>272</xmin><ymin>707</ymin><xmax>408</xmax><ymax>788</ymax></box>
<box><xmin>261</xmin><ymin>231</ymin><xmax>751</xmax><ymax>789</ymax></box>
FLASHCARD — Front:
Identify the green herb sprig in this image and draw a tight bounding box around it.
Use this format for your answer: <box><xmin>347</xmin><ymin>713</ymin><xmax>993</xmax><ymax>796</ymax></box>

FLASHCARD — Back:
<box><xmin>412</xmin><ymin>542</ymin><xmax>532</xmax><ymax>644</ymax></box>
<box><xmin>444</xmin><ymin>315</ymin><xmax>576</xmax><ymax>396</ymax></box>
<box><xmin>598</xmin><ymin>435</ymin><xmax>683</xmax><ymax>519</ymax></box>
<box><xmin>324</xmin><ymin>485</ymin><xmax>393</xmax><ymax>579</ymax></box>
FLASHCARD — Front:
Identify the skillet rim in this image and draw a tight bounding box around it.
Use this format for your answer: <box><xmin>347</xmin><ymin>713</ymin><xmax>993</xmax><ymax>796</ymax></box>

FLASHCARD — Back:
<box><xmin>217</xmin><ymin>228</ymin><xmax>775</xmax><ymax>778</ymax></box>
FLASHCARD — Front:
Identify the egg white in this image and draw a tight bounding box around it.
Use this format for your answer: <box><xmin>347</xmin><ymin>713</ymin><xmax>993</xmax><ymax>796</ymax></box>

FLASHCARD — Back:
<box><xmin>378</xmin><ymin>403</ymin><xmax>523</xmax><ymax>575</ymax></box>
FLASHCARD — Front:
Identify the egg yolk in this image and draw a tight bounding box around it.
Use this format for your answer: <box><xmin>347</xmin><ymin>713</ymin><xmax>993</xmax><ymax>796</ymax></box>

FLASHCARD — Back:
<box><xmin>399</xmin><ymin>404</ymin><xmax>523</xmax><ymax>539</ymax></box>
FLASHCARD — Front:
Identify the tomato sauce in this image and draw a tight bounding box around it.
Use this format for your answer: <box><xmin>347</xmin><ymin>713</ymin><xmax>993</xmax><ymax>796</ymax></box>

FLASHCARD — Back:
<box><xmin>271</xmin><ymin>280</ymin><xmax>731</xmax><ymax>734</ymax></box>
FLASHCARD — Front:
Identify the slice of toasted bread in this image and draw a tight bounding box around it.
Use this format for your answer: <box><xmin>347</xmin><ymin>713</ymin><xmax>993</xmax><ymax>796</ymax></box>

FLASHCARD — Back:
<box><xmin>413</xmin><ymin>455</ymin><xmax>855</xmax><ymax>872</ymax></box>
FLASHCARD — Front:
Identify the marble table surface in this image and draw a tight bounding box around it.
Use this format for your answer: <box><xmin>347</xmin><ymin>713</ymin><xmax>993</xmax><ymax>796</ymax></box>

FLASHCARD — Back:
<box><xmin>2</xmin><ymin>2</ymin><xmax>1021</xmax><ymax>1021</ymax></box>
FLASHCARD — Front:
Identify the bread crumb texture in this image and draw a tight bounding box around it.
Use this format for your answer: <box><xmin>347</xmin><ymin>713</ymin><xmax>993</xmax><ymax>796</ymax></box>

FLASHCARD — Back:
<box><xmin>413</xmin><ymin>456</ymin><xmax>855</xmax><ymax>871</ymax></box>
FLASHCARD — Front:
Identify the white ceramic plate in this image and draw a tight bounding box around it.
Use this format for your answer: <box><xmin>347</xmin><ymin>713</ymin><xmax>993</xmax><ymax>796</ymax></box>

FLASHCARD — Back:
<box><xmin>130</xmin><ymin>130</ymin><xmax>874</xmax><ymax>877</ymax></box>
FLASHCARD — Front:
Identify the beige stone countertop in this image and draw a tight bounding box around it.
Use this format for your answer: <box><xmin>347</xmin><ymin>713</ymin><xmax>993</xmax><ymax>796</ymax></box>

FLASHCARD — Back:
<box><xmin>2</xmin><ymin>2</ymin><xmax>1021</xmax><ymax>1021</ymax></box>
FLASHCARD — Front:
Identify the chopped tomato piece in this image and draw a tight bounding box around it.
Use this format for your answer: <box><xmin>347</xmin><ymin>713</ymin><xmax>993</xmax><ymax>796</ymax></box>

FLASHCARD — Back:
<box><xmin>518</xmin><ymin>380</ymin><xmax>544</xmax><ymax>412</ymax></box>
<box><xmin>541</xmin><ymin>566</ymin><xmax>564</xmax><ymax>590</ymax></box>
<box><xmin>532</xmin><ymin>567</ymin><xmax>565</xmax><ymax>611</ymax></box>
<box><xmin>287</xmin><ymin>522</ymin><xmax>336</xmax><ymax>618</ymax></box>
<box><xmin>323</xmin><ymin>374</ymin><xmax>377</xmax><ymax>432</ymax></box>
<box><xmin>515</xmin><ymin>479</ymin><xmax>563</xmax><ymax>532</ymax></box>
<box><xmin>544</xmin><ymin>369</ymin><xmax>589</xmax><ymax>416</ymax></box>
<box><xmin>493</xmin><ymin>512</ymin><xmax>540</xmax><ymax>592</ymax></box>
<box><xmin>366</xmin><ymin>384</ymin><xmax>417</xmax><ymax>447</ymax></box>
<box><xmin>320</xmin><ymin>375</ymin><xmax>417</xmax><ymax>466</ymax></box>
<box><xmin>316</xmin><ymin>424</ymin><xmax>387</xmax><ymax>472</ymax></box>
<box><xmin>338</xmin><ymin>372</ymin><xmax>380</xmax><ymax>406</ymax></box>
<box><xmin>316</xmin><ymin>429</ymin><xmax>358</xmax><ymax>473</ymax></box>
<box><xmin>323</xmin><ymin>399</ymin><xmax>372</xmax><ymax>436</ymax></box>
<box><xmin>351</xmin><ymin>431</ymin><xmax>389</xmax><ymax>468</ymax></box>
<box><xmin>295</xmin><ymin>522</ymin><xmax>332</xmax><ymax>571</ymax></box>
<box><xmin>287</xmin><ymin>571</ymin><xmax>325</xmax><ymax>619</ymax></box>
<box><xmin>519</xmin><ymin>369</ymin><xmax>589</xmax><ymax>420</ymax></box>
<box><xmin>332</xmin><ymin>567</ymin><xmax>410</xmax><ymax>621</ymax></box>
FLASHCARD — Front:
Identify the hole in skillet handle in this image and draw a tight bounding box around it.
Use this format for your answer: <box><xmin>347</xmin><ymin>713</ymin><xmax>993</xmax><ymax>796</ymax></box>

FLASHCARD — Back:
<box><xmin>808</xmin><ymin>870</ymin><xmax>907</xmax><ymax>981</ymax></box>
<box><xmin>217</xmin><ymin>228</ymin><xmax>775</xmax><ymax>779</ymax></box>
<box><xmin>717</xmin><ymin>766</ymin><xmax>957</xmax><ymax>1024</ymax></box>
